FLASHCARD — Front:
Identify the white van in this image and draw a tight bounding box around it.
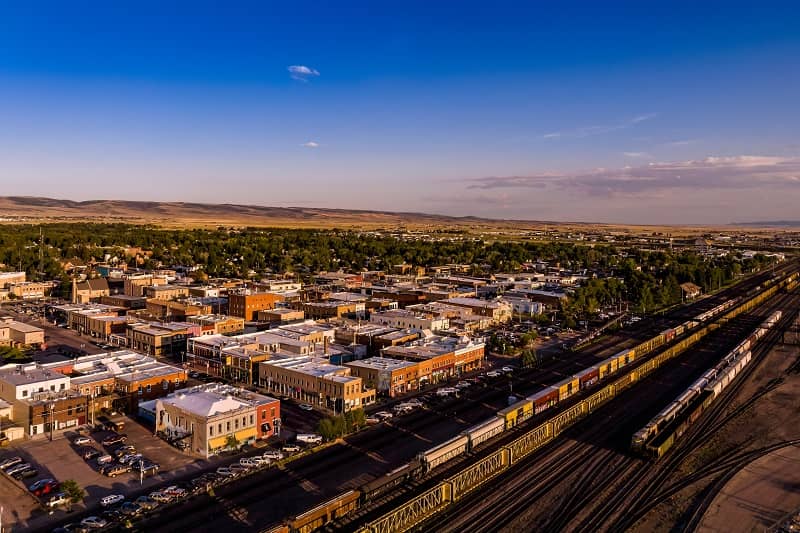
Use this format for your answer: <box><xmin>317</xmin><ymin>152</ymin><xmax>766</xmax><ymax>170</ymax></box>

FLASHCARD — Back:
<box><xmin>296</xmin><ymin>434</ymin><xmax>323</xmax><ymax>445</ymax></box>
<box><xmin>100</xmin><ymin>494</ymin><xmax>124</xmax><ymax>507</ymax></box>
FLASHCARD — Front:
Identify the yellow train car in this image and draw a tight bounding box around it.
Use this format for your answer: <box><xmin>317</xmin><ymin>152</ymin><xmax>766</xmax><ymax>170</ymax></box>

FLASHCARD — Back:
<box><xmin>553</xmin><ymin>376</ymin><xmax>580</xmax><ymax>401</ymax></box>
<box><xmin>613</xmin><ymin>348</ymin><xmax>635</xmax><ymax>369</ymax></box>
<box><xmin>498</xmin><ymin>399</ymin><xmax>533</xmax><ymax>429</ymax></box>
<box><xmin>596</xmin><ymin>356</ymin><xmax>620</xmax><ymax>379</ymax></box>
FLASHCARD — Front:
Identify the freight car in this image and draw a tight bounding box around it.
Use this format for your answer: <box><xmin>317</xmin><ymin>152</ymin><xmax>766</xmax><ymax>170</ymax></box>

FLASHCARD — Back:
<box><xmin>420</xmin><ymin>435</ymin><xmax>469</xmax><ymax>472</ymax></box>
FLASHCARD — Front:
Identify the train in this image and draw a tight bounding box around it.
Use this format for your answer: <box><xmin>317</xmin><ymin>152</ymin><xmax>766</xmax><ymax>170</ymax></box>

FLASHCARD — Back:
<box><xmin>269</xmin><ymin>270</ymin><xmax>797</xmax><ymax>533</ymax></box>
<box><xmin>631</xmin><ymin>310</ymin><xmax>783</xmax><ymax>458</ymax></box>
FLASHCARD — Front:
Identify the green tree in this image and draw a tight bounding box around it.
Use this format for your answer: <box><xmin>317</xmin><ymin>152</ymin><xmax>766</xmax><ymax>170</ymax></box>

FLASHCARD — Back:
<box><xmin>520</xmin><ymin>348</ymin><xmax>539</xmax><ymax>369</ymax></box>
<box><xmin>224</xmin><ymin>434</ymin><xmax>239</xmax><ymax>450</ymax></box>
<box><xmin>60</xmin><ymin>479</ymin><xmax>85</xmax><ymax>505</ymax></box>
<box><xmin>317</xmin><ymin>418</ymin><xmax>338</xmax><ymax>441</ymax></box>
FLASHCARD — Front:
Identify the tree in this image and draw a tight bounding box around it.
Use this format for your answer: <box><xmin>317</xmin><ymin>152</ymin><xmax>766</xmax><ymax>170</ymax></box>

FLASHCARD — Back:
<box><xmin>224</xmin><ymin>434</ymin><xmax>239</xmax><ymax>450</ymax></box>
<box><xmin>317</xmin><ymin>418</ymin><xmax>338</xmax><ymax>442</ymax></box>
<box><xmin>60</xmin><ymin>479</ymin><xmax>84</xmax><ymax>506</ymax></box>
<box><xmin>520</xmin><ymin>348</ymin><xmax>539</xmax><ymax>369</ymax></box>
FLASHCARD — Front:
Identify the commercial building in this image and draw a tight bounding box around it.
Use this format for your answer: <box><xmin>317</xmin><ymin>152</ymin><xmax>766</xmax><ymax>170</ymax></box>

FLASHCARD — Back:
<box><xmin>153</xmin><ymin>383</ymin><xmax>280</xmax><ymax>458</ymax></box>
<box><xmin>69</xmin><ymin>350</ymin><xmax>187</xmax><ymax>412</ymax></box>
<box><xmin>228</xmin><ymin>291</ymin><xmax>285</xmax><ymax>320</ymax></box>
<box><xmin>124</xmin><ymin>274</ymin><xmax>168</xmax><ymax>297</ymax></box>
<box><xmin>0</xmin><ymin>318</ymin><xmax>45</xmax><ymax>347</ymax></box>
<box><xmin>99</xmin><ymin>294</ymin><xmax>148</xmax><ymax>310</ymax></box>
<box><xmin>145</xmin><ymin>299</ymin><xmax>212</xmax><ymax>320</ymax></box>
<box><xmin>143</xmin><ymin>285</ymin><xmax>190</xmax><ymax>301</ymax></box>
<box><xmin>0</xmin><ymin>271</ymin><xmax>26</xmax><ymax>288</ymax></box>
<box><xmin>301</xmin><ymin>301</ymin><xmax>363</xmax><ymax>320</ymax></box>
<box><xmin>258</xmin><ymin>308</ymin><xmax>305</xmax><ymax>324</ymax></box>
<box><xmin>369</xmin><ymin>309</ymin><xmax>450</xmax><ymax>331</ymax></box>
<box><xmin>440</xmin><ymin>297</ymin><xmax>512</xmax><ymax>324</ymax></box>
<box><xmin>382</xmin><ymin>337</ymin><xmax>485</xmax><ymax>381</ymax></box>
<box><xmin>258</xmin><ymin>356</ymin><xmax>375</xmax><ymax>413</ymax></box>
<box><xmin>186</xmin><ymin>314</ymin><xmax>245</xmax><ymax>335</ymax></box>
<box><xmin>7</xmin><ymin>281</ymin><xmax>52</xmax><ymax>300</ymax></box>
<box><xmin>127</xmin><ymin>322</ymin><xmax>193</xmax><ymax>359</ymax></box>
<box><xmin>345</xmin><ymin>357</ymin><xmax>420</xmax><ymax>397</ymax></box>
<box><xmin>0</xmin><ymin>367</ymin><xmax>88</xmax><ymax>437</ymax></box>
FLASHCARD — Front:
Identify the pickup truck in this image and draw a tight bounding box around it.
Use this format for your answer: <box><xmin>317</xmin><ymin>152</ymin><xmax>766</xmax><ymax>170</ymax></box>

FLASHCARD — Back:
<box><xmin>296</xmin><ymin>434</ymin><xmax>323</xmax><ymax>445</ymax></box>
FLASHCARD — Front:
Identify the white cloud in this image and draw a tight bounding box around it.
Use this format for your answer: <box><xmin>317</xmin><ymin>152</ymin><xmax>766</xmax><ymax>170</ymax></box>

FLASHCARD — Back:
<box><xmin>542</xmin><ymin>113</ymin><xmax>658</xmax><ymax>140</ymax></box>
<box><xmin>623</xmin><ymin>152</ymin><xmax>650</xmax><ymax>158</ymax></box>
<box><xmin>468</xmin><ymin>155</ymin><xmax>800</xmax><ymax>197</ymax></box>
<box><xmin>288</xmin><ymin>65</ymin><xmax>320</xmax><ymax>81</ymax></box>
<box><xmin>302</xmin><ymin>141</ymin><xmax>320</xmax><ymax>148</ymax></box>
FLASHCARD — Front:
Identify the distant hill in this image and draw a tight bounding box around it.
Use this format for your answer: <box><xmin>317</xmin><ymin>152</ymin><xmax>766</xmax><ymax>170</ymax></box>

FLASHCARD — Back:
<box><xmin>0</xmin><ymin>196</ymin><xmax>500</xmax><ymax>229</ymax></box>
<box><xmin>735</xmin><ymin>220</ymin><xmax>800</xmax><ymax>228</ymax></box>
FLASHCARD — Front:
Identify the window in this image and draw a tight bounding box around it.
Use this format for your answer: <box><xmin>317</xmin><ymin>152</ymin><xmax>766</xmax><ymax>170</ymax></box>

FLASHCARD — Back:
<box><xmin>138</xmin><ymin>386</ymin><xmax>143</xmax><ymax>396</ymax></box>
<box><xmin>226</xmin><ymin>421</ymin><xmax>231</xmax><ymax>432</ymax></box>
<box><xmin>60</xmin><ymin>383</ymin><xmax>65</xmax><ymax>390</ymax></box>
<box><xmin>22</xmin><ymin>390</ymin><xmax>28</xmax><ymax>397</ymax></box>
<box><xmin>234</xmin><ymin>419</ymin><xmax>239</xmax><ymax>429</ymax></box>
<box><xmin>262</xmin><ymin>410</ymin><xmax>267</xmax><ymax>420</ymax></box>
<box><xmin>163</xmin><ymin>380</ymin><xmax>168</xmax><ymax>390</ymax></box>
<box><xmin>218</xmin><ymin>423</ymin><xmax>222</xmax><ymax>434</ymax></box>
<box><xmin>210</xmin><ymin>425</ymin><xmax>214</xmax><ymax>436</ymax></box>
<box><xmin>146</xmin><ymin>384</ymin><xmax>152</xmax><ymax>393</ymax></box>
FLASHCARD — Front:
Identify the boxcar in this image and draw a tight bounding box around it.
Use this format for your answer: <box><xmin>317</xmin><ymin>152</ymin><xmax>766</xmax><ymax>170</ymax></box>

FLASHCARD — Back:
<box><xmin>420</xmin><ymin>435</ymin><xmax>469</xmax><ymax>472</ymax></box>
<box><xmin>573</xmin><ymin>366</ymin><xmax>600</xmax><ymax>389</ymax></box>
<box><xmin>596</xmin><ymin>356</ymin><xmax>619</xmax><ymax>379</ymax></box>
<box><xmin>552</xmin><ymin>376</ymin><xmax>580</xmax><ymax>401</ymax></box>
<box><xmin>498</xmin><ymin>399</ymin><xmax>533</xmax><ymax>429</ymax></box>
<box><xmin>527</xmin><ymin>387</ymin><xmax>559</xmax><ymax>414</ymax></box>
<box><xmin>464</xmin><ymin>417</ymin><xmax>505</xmax><ymax>450</ymax></box>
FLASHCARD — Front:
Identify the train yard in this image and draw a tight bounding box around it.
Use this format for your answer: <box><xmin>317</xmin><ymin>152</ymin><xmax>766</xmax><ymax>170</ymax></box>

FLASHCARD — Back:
<box><xmin>382</xmin><ymin>281</ymin><xmax>800</xmax><ymax>533</ymax></box>
<box><xmin>37</xmin><ymin>263</ymin><xmax>797</xmax><ymax>533</ymax></box>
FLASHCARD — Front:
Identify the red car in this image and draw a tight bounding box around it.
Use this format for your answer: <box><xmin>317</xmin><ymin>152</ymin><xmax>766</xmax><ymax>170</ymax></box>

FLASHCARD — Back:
<box><xmin>30</xmin><ymin>479</ymin><xmax>59</xmax><ymax>497</ymax></box>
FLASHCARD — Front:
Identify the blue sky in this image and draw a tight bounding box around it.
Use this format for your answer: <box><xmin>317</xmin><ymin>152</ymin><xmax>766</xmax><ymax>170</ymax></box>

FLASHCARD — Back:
<box><xmin>0</xmin><ymin>1</ymin><xmax>798</xmax><ymax>224</ymax></box>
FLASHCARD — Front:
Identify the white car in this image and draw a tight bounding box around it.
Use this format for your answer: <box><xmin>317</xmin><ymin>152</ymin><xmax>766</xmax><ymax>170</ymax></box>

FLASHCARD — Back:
<box><xmin>239</xmin><ymin>457</ymin><xmax>259</xmax><ymax>468</ymax></box>
<box><xmin>296</xmin><ymin>433</ymin><xmax>323</xmax><ymax>445</ymax></box>
<box><xmin>262</xmin><ymin>450</ymin><xmax>284</xmax><ymax>461</ymax></box>
<box><xmin>298</xmin><ymin>403</ymin><xmax>314</xmax><ymax>411</ymax></box>
<box><xmin>216</xmin><ymin>467</ymin><xmax>235</xmax><ymax>477</ymax></box>
<box><xmin>149</xmin><ymin>491</ymin><xmax>172</xmax><ymax>503</ymax></box>
<box><xmin>282</xmin><ymin>444</ymin><xmax>300</xmax><ymax>453</ymax></box>
<box><xmin>249</xmin><ymin>456</ymin><xmax>270</xmax><ymax>466</ymax></box>
<box><xmin>365</xmin><ymin>416</ymin><xmax>381</xmax><ymax>425</ymax></box>
<box><xmin>501</xmin><ymin>366</ymin><xmax>515</xmax><ymax>373</ymax></box>
<box><xmin>374</xmin><ymin>411</ymin><xmax>393</xmax><ymax>420</ymax></box>
<box><xmin>100</xmin><ymin>494</ymin><xmax>124</xmax><ymax>507</ymax></box>
<box><xmin>486</xmin><ymin>370</ymin><xmax>501</xmax><ymax>377</ymax></box>
<box><xmin>81</xmin><ymin>516</ymin><xmax>108</xmax><ymax>529</ymax></box>
<box><xmin>73</xmin><ymin>436</ymin><xmax>91</xmax><ymax>446</ymax></box>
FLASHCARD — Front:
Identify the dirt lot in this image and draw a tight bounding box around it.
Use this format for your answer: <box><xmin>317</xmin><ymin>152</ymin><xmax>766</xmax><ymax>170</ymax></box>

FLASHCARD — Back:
<box><xmin>633</xmin><ymin>337</ymin><xmax>800</xmax><ymax>532</ymax></box>
<box><xmin>0</xmin><ymin>415</ymin><xmax>210</xmax><ymax>532</ymax></box>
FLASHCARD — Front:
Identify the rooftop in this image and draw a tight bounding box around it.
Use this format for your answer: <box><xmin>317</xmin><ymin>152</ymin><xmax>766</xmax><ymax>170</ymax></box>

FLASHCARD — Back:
<box><xmin>158</xmin><ymin>383</ymin><xmax>277</xmax><ymax>418</ymax></box>
<box><xmin>346</xmin><ymin>357</ymin><xmax>417</xmax><ymax>371</ymax></box>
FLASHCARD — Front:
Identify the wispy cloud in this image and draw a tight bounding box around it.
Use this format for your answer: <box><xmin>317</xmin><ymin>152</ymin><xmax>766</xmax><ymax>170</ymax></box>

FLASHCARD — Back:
<box><xmin>623</xmin><ymin>151</ymin><xmax>650</xmax><ymax>158</ymax></box>
<box><xmin>302</xmin><ymin>141</ymin><xmax>320</xmax><ymax>148</ymax></box>
<box><xmin>663</xmin><ymin>139</ymin><xmax>700</xmax><ymax>147</ymax></box>
<box><xmin>288</xmin><ymin>65</ymin><xmax>320</xmax><ymax>81</ymax></box>
<box><xmin>468</xmin><ymin>155</ymin><xmax>800</xmax><ymax>197</ymax></box>
<box><xmin>542</xmin><ymin>113</ymin><xmax>658</xmax><ymax>140</ymax></box>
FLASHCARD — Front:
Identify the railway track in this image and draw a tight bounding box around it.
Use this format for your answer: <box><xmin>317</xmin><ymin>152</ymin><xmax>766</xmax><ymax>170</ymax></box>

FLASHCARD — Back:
<box><xmin>410</xmin><ymin>288</ymin><xmax>797</xmax><ymax>533</ymax></box>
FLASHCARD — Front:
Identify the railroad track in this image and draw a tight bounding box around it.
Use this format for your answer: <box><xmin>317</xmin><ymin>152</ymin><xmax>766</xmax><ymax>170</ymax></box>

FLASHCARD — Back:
<box><xmin>606</xmin><ymin>290</ymin><xmax>799</xmax><ymax>532</ymax></box>
<box><xmin>409</xmin><ymin>288</ymin><xmax>797</xmax><ymax>533</ymax></box>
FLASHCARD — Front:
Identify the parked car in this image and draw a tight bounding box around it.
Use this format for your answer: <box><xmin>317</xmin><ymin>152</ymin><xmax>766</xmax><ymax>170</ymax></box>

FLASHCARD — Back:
<box><xmin>486</xmin><ymin>370</ymin><xmax>501</xmax><ymax>377</ymax></box>
<box><xmin>149</xmin><ymin>491</ymin><xmax>172</xmax><ymax>503</ymax></box>
<box><xmin>6</xmin><ymin>462</ymin><xmax>31</xmax><ymax>476</ymax></box>
<box><xmin>501</xmin><ymin>366</ymin><xmax>515</xmax><ymax>373</ymax></box>
<box><xmin>100</xmin><ymin>494</ymin><xmax>124</xmax><ymax>507</ymax></box>
<box><xmin>298</xmin><ymin>403</ymin><xmax>314</xmax><ymax>411</ymax></box>
<box><xmin>162</xmin><ymin>485</ymin><xmax>187</xmax><ymax>498</ymax></box>
<box><xmin>365</xmin><ymin>416</ymin><xmax>381</xmax><ymax>425</ymax></box>
<box><xmin>228</xmin><ymin>464</ymin><xmax>248</xmax><ymax>475</ymax></box>
<box><xmin>96</xmin><ymin>454</ymin><xmax>114</xmax><ymax>466</ymax></box>
<box><xmin>296</xmin><ymin>433</ymin><xmax>323</xmax><ymax>445</ymax></box>
<box><xmin>239</xmin><ymin>457</ymin><xmax>259</xmax><ymax>468</ymax></box>
<box><xmin>374</xmin><ymin>411</ymin><xmax>393</xmax><ymax>420</ymax></box>
<box><xmin>101</xmin><ymin>434</ymin><xmax>126</xmax><ymax>446</ymax></box>
<box><xmin>102</xmin><ymin>464</ymin><xmax>131</xmax><ymax>477</ymax></box>
<box><xmin>132</xmin><ymin>461</ymin><xmax>160</xmax><ymax>475</ymax></box>
<box><xmin>53</xmin><ymin>523</ymin><xmax>89</xmax><ymax>533</ymax></box>
<box><xmin>80</xmin><ymin>516</ymin><xmax>108</xmax><ymax>529</ymax></box>
<box><xmin>113</xmin><ymin>445</ymin><xmax>136</xmax><ymax>458</ymax></box>
<box><xmin>119</xmin><ymin>453</ymin><xmax>143</xmax><ymax>465</ymax></box>
<box><xmin>216</xmin><ymin>467</ymin><xmax>235</xmax><ymax>478</ymax></box>
<box><xmin>46</xmin><ymin>492</ymin><xmax>69</xmax><ymax>508</ymax></box>
<box><xmin>0</xmin><ymin>456</ymin><xmax>23</xmax><ymax>470</ymax></box>
<box><xmin>72</xmin><ymin>436</ymin><xmax>91</xmax><ymax>446</ymax></box>
<box><xmin>30</xmin><ymin>478</ymin><xmax>59</xmax><ymax>496</ymax></box>
<box><xmin>262</xmin><ymin>450</ymin><xmax>284</xmax><ymax>461</ymax></box>
<box><xmin>12</xmin><ymin>467</ymin><xmax>38</xmax><ymax>480</ymax></box>
<box><xmin>134</xmin><ymin>495</ymin><xmax>158</xmax><ymax>510</ymax></box>
<box><xmin>281</xmin><ymin>444</ymin><xmax>300</xmax><ymax>453</ymax></box>
<box><xmin>81</xmin><ymin>448</ymin><xmax>101</xmax><ymax>460</ymax></box>
<box><xmin>249</xmin><ymin>456</ymin><xmax>269</xmax><ymax>466</ymax></box>
<box><xmin>119</xmin><ymin>502</ymin><xmax>141</xmax><ymax>516</ymax></box>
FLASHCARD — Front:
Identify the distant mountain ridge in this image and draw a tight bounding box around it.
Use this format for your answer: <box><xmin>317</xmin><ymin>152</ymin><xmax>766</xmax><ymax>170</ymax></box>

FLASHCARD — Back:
<box><xmin>0</xmin><ymin>196</ymin><xmax>498</xmax><ymax>228</ymax></box>
<box><xmin>735</xmin><ymin>220</ymin><xmax>800</xmax><ymax>228</ymax></box>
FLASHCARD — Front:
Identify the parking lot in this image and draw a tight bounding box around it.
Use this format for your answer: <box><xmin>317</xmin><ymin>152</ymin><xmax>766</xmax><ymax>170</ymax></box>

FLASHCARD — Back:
<box><xmin>0</xmin><ymin>415</ymin><xmax>211</xmax><ymax>532</ymax></box>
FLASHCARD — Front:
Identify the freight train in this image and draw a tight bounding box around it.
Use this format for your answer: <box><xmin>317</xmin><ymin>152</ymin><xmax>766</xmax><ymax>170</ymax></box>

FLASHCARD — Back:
<box><xmin>269</xmin><ymin>270</ymin><xmax>797</xmax><ymax>533</ymax></box>
<box><xmin>631</xmin><ymin>310</ymin><xmax>783</xmax><ymax>458</ymax></box>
